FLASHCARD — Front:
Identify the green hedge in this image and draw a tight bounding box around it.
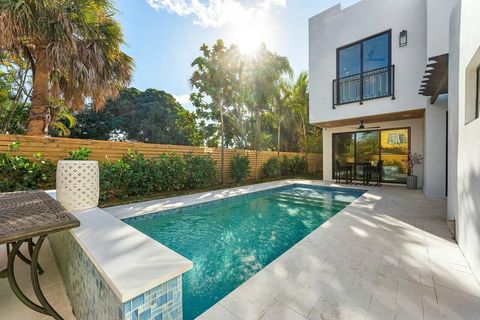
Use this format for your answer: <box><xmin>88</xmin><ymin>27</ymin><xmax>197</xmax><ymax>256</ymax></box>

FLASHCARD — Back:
<box><xmin>0</xmin><ymin>142</ymin><xmax>218</xmax><ymax>203</ymax></box>
<box><xmin>0</xmin><ymin>146</ymin><xmax>56</xmax><ymax>191</ymax></box>
<box><xmin>99</xmin><ymin>151</ymin><xmax>218</xmax><ymax>201</ymax></box>
<box><xmin>230</xmin><ymin>154</ymin><xmax>250</xmax><ymax>183</ymax></box>
<box><xmin>263</xmin><ymin>155</ymin><xmax>307</xmax><ymax>178</ymax></box>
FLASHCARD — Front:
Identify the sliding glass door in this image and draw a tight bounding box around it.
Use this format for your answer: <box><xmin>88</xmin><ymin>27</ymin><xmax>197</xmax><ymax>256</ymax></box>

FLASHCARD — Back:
<box><xmin>380</xmin><ymin>129</ymin><xmax>409</xmax><ymax>183</ymax></box>
<box><xmin>355</xmin><ymin>131</ymin><xmax>380</xmax><ymax>178</ymax></box>
<box><xmin>333</xmin><ymin>128</ymin><xmax>409</xmax><ymax>183</ymax></box>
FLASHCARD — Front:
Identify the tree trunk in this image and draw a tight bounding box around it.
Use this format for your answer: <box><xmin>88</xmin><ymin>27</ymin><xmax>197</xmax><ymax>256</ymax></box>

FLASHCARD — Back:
<box><xmin>255</xmin><ymin>105</ymin><xmax>260</xmax><ymax>180</ymax></box>
<box><xmin>220</xmin><ymin>105</ymin><xmax>225</xmax><ymax>184</ymax></box>
<box><xmin>27</xmin><ymin>49</ymin><xmax>50</xmax><ymax>136</ymax></box>
<box><xmin>302</xmin><ymin>119</ymin><xmax>308</xmax><ymax>174</ymax></box>
<box><xmin>277</xmin><ymin>121</ymin><xmax>281</xmax><ymax>157</ymax></box>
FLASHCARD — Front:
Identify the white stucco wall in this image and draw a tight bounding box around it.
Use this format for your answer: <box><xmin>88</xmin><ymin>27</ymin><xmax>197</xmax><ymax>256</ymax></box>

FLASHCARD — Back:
<box><xmin>309</xmin><ymin>0</ymin><xmax>428</xmax><ymax>124</ymax></box>
<box><xmin>427</xmin><ymin>0</ymin><xmax>457</xmax><ymax>57</ymax></box>
<box><xmin>448</xmin><ymin>0</ymin><xmax>480</xmax><ymax>283</ymax></box>
<box><xmin>423</xmin><ymin>96</ymin><xmax>448</xmax><ymax>198</ymax></box>
<box><xmin>322</xmin><ymin>118</ymin><xmax>424</xmax><ymax>187</ymax></box>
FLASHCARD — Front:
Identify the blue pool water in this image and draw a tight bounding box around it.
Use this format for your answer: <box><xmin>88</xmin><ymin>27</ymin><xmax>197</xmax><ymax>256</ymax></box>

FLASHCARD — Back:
<box><xmin>125</xmin><ymin>185</ymin><xmax>365</xmax><ymax>320</ymax></box>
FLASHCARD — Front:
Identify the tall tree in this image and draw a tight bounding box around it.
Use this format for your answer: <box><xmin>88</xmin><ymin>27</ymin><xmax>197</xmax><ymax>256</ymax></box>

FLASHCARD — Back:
<box><xmin>269</xmin><ymin>79</ymin><xmax>292</xmax><ymax>155</ymax></box>
<box><xmin>290</xmin><ymin>71</ymin><xmax>310</xmax><ymax>160</ymax></box>
<box><xmin>0</xmin><ymin>0</ymin><xmax>133</xmax><ymax>136</ymax></box>
<box><xmin>243</xmin><ymin>44</ymin><xmax>292</xmax><ymax>179</ymax></box>
<box><xmin>190</xmin><ymin>40</ymin><xmax>241</xmax><ymax>183</ymax></box>
<box><xmin>69</xmin><ymin>88</ymin><xmax>201</xmax><ymax>145</ymax></box>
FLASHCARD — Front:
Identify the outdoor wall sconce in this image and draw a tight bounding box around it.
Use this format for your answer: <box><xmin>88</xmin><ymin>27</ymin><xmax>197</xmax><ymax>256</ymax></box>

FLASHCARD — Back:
<box><xmin>399</xmin><ymin>30</ymin><xmax>408</xmax><ymax>47</ymax></box>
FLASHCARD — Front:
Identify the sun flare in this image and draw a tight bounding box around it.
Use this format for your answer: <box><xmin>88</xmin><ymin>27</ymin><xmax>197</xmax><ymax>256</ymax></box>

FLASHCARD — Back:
<box><xmin>230</xmin><ymin>21</ymin><xmax>270</xmax><ymax>55</ymax></box>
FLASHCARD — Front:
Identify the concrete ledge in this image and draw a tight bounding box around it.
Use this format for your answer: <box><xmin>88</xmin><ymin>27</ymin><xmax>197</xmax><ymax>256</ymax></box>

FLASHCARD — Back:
<box><xmin>46</xmin><ymin>191</ymin><xmax>192</xmax><ymax>319</ymax></box>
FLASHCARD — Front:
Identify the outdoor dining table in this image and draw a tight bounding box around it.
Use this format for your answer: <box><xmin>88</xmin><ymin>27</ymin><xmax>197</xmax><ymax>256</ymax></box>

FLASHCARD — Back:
<box><xmin>346</xmin><ymin>162</ymin><xmax>373</xmax><ymax>185</ymax></box>
<box><xmin>0</xmin><ymin>191</ymin><xmax>80</xmax><ymax>320</ymax></box>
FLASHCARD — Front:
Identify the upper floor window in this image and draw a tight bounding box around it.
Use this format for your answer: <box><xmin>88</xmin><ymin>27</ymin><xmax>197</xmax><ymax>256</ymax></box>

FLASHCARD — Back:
<box><xmin>334</xmin><ymin>31</ymin><xmax>394</xmax><ymax>106</ymax></box>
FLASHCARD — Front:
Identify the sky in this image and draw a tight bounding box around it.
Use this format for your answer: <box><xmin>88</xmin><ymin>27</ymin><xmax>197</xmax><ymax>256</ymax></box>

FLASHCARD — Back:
<box><xmin>115</xmin><ymin>0</ymin><xmax>361</xmax><ymax>110</ymax></box>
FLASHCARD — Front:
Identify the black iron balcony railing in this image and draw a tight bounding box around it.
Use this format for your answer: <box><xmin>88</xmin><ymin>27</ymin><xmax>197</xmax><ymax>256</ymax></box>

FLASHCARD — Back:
<box><xmin>332</xmin><ymin>65</ymin><xmax>395</xmax><ymax>108</ymax></box>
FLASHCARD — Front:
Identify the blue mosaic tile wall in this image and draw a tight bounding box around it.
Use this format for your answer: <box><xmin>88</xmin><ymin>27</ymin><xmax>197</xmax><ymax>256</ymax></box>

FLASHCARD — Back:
<box><xmin>49</xmin><ymin>231</ymin><xmax>123</xmax><ymax>319</ymax></box>
<box><xmin>49</xmin><ymin>230</ymin><xmax>184</xmax><ymax>320</ymax></box>
<box><xmin>124</xmin><ymin>276</ymin><xmax>182</xmax><ymax>320</ymax></box>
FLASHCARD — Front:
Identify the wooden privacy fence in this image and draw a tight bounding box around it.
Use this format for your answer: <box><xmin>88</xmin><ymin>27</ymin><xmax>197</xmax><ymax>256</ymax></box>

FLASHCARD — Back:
<box><xmin>0</xmin><ymin>134</ymin><xmax>322</xmax><ymax>182</ymax></box>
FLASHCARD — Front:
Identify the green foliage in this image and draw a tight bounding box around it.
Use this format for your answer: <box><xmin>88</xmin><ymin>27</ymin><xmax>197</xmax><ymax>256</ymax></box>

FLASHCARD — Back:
<box><xmin>0</xmin><ymin>53</ymin><xmax>30</xmax><ymax>134</ymax></box>
<box><xmin>231</xmin><ymin>154</ymin><xmax>250</xmax><ymax>183</ymax></box>
<box><xmin>289</xmin><ymin>155</ymin><xmax>307</xmax><ymax>175</ymax></box>
<box><xmin>65</xmin><ymin>147</ymin><xmax>91</xmax><ymax>160</ymax></box>
<box><xmin>152</xmin><ymin>153</ymin><xmax>187</xmax><ymax>192</ymax></box>
<box><xmin>69</xmin><ymin>88</ymin><xmax>201</xmax><ymax>145</ymax></box>
<box><xmin>184</xmin><ymin>153</ymin><xmax>218</xmax><ymax>189</ymax></box>
<box><xmin>99</xmin><ymin>152</ymin><xmax>217</xmax><ymax>202</ymax></box>
<box><xmin>280</xmin><ymin>156</ymin><xmax>292</xmax><ymax>176</ymax></box>
<box><xmin>0</xmin><ymin>142</ymin><xmax>55</xmax><ymax>192</ymax></box>
<box><xmin>265</xmin><ymin>155</ymin><xmax>306</xmax><ymax>178</ymax></box>
<box><xmin>262</xmin><ymin>157</ymin><xmax>281</xmax><ymax>178</ymax></box>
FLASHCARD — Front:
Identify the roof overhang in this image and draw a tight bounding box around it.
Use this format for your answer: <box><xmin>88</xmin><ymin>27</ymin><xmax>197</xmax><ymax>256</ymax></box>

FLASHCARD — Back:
<box><xmin>312</xmin><ymin>109</ymin><xmax>425</xmax><ymax>128</ymax></box>
<box><xmin>419</xmin><ymin>54</ymin><xmax>449</xmax><ymax>104</ymax></box>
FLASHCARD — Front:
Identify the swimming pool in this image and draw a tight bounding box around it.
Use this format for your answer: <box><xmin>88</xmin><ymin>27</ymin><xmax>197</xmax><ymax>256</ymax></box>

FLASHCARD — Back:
<box><xmin>125</xmin><ymin>184</ymin><xmax>365</xmax><ymax>320</ymax></box>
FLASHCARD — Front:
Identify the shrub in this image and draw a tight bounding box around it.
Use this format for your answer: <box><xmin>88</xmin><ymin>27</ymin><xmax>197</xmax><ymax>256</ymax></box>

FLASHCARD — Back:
<box><xmin>280</xmin><ymin>156</ymin><xmax>292</xmax><ymax>176</ymax></box>
<box><xmin>121</xmin><ymin>151</ymin><xmax>157</xmax><ymax>195</ymax></box>
<box><xmin>0</xmin><ymin>142</ymin><xmax>56</xmax><ymax>192</ymax></box>
<box><xmin>99</xmin><ymin>152</ymin><xmax>189</xmax><ymax>201</ymax></box>
<box><xmin>262</xmin><ymin>157</ymin><xmax>281</xmax><ymax>178</ymax></box>
<box><xmin>290</xmin><ymin>155</ymin><xmax>307</xmax><ymax>175</ymax></box>
<box><xmin>184</xmin><ymin>153</ymin><xmax>217</xmax><ymax>189</ymax></box>
<box><xmin>154</xmin><ymin>153</ymin><xmax>187</xmax><ymax>191</ymax></box>
<box><xmin>65</xmin><ymin>147</ymin><xmax>91</xmax><ymax>160</ymax></box>
<box><xmin>231</xmin><ymin>154</ymin><xmax>250</xmax><ymax>183</ymax></box>
<box><xmin>99</xmin><ymin>159</ymin><xmax>131</xmax><ymax>201</ymax></box>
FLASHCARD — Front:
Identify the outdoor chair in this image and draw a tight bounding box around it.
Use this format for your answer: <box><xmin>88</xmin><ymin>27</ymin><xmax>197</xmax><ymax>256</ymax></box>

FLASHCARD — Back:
<box><xmin>335</xmin><ymin>160</ymin><xmax>352</xmax><ymax>184</ymax></box>
<box><xmin>365</xmin><ymin>160</ymin><xmax>383</xmax><ymax>186</ymax></box>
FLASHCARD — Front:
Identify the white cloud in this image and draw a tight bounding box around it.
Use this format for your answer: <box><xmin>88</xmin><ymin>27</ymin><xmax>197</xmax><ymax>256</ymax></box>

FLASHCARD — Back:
<box><xmin>146</xmin><ymin>0</ymin><xmax>286</xmax><ymax>28</ymax></box>
<box><xmin>173</xmin><ymin>94</ymin><xmax>195</xmax><ymax>111</ymax></box>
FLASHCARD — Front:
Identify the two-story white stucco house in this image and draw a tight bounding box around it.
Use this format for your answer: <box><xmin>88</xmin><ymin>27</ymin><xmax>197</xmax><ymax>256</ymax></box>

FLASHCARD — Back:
<box><xmin>309</xmin><ymin>0</ymin><xmax>480</xmax><ymax>283</ymax></box>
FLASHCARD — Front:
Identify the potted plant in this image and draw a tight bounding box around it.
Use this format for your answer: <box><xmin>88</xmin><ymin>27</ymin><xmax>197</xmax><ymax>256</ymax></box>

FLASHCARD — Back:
<box><xmin>56</xmin><ymin>147</ymin><xmax>99</xmax><ymax>211</ymax></box>
<box><xmin>404</xmin><ymin>152</ymin><xmax>423</xmax><ymax>189</ymax></box>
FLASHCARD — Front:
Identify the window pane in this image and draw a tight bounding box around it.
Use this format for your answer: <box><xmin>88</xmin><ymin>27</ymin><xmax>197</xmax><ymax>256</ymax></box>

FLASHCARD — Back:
<box><xmin>355</xmin><ymin>131</ymin><xmax>380</xmax><ymax>179</ymax></box>
<box><xmin>334</xmin><ymin>133</ymin><xmax>355</xmax><ymax>164</ymax></box>
<box><xmin>338</xmin><ymin>44</ymin><xmax>361</xmax><ymax>77</ymax></box>
<box><xmin>381</xmin><ymin>129</ymin><xmax>409</xmax><ymax>183</ymax></box>
<box><xmin>363</xmin><ymin>33</ymin><xmax>389</xmax><ymax>72</ymax></box>
<box><xmin>338</xmin><ymin>44</ymin><xmax>361</xmax><ymax>103</ymax></box>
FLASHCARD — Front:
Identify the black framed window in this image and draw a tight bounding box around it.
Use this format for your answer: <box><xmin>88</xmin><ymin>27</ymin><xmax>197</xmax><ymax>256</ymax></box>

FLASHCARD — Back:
<box><xmin>335</xmin><ymin>30</ymin><xmax>393</xmax><ymax>105</ymax></box>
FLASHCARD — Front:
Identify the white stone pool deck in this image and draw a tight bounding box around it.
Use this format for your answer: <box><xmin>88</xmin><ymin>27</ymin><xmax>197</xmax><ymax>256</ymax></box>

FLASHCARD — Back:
<box><xmin>1</xmin><ymin>180</ymin><xmax>480</xmax><ymax>319</ymax></box>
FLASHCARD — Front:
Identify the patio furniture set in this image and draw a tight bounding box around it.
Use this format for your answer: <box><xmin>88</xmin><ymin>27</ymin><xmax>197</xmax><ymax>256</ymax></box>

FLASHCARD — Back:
<box><xmin>335</xmin><ymin>160</ymin><xmax>384</xmax><ymax>186</ymax></box>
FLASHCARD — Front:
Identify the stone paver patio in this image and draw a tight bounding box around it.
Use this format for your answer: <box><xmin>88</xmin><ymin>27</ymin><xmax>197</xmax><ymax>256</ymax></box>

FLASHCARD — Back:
<box><xmin>199</xmin><ymin>185</ymin><xmax>480</xmax><ymax>320</ymax></box>
<box><xmin>1</xmin><ymin>184</ymin><xmax>479</xmax><ymax>320</ymax></box>
<box><xmin>0</xmin><ymin>238</ymin><xmax>74</xmax><ymax>320</ymax></box>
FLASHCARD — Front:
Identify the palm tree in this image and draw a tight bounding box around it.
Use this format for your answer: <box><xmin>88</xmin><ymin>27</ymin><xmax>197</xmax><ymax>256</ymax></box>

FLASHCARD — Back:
<box><xmin>270</xmin><ymin>79</ymin><xmax>292</xmax><ymax>156</ymax></box>
<box><xmin>243</xmin><ymin>44</ymin><xmax>292</xmax><ymax>179</ymax></box>
<box><xmin>190</xmin><ymin>40</ymin><xmax>241</xmax><ymax>183</ymax></box>
<box><xmin>0</xmin><ymin>0</ymin><xmax>133</xmax><ymax>136</ymax></box>
<box><xmin>290</xmin><ymin>71</ymin><xmax>309</xmax><ymax>161</ymax></box>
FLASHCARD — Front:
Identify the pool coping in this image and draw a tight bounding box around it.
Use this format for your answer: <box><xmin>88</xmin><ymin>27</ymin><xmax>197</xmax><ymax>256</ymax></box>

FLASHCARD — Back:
<box><xmin>104</xmin><ymin>179</ymin><xmax>369</xmax><ymax>221</ymax></box>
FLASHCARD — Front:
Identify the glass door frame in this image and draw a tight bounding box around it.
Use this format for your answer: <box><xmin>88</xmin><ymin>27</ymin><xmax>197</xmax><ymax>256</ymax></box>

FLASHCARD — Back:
<box><xmin>332</xmin><ymin>126</ymin><xmax>411</xmax><ymax>184</ymax></box>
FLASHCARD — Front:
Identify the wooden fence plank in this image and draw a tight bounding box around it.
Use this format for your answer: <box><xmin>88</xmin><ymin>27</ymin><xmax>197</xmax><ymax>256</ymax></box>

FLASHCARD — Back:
<box><xmin>0</xmin><ymin>134</ymin><xmax>322</xmax><ymax>182</ymax></box>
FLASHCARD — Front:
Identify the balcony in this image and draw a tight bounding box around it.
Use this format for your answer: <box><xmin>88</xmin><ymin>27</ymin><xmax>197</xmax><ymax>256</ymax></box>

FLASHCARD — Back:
<box><xmin>333</xmin><ymin>65</ymin><xmax>395</xmax><ymax>108</ymax></box>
